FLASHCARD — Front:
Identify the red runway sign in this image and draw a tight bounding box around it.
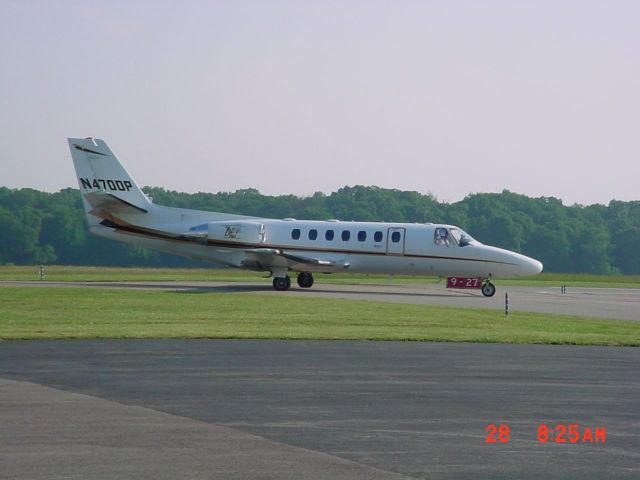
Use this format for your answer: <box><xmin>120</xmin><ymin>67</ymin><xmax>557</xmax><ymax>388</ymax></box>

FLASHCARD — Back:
<box><xmin>446</xmin><ymin>277</ymin><xmax>483</xmax><ymax>289</ymax></box>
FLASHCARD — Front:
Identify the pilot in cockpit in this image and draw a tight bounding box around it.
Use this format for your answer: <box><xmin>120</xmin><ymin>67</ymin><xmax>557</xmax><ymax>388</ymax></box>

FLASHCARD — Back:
<box><xmin>435</xmin><ymin>227</ymin><xmax>451</xmax><ymax>247</ymax></box>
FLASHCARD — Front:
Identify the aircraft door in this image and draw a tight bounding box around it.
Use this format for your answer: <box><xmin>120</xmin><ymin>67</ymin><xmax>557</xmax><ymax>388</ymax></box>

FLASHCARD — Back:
<box><xmin>386</xmin><ymin>228</ymin><xmax>406</xmax><ymax>255</ymax></box>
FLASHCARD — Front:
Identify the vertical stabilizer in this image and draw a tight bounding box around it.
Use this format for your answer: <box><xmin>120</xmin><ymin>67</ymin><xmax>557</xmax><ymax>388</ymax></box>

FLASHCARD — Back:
<box><xmin>68</xmin><ymin>137</ymin><xmax>151</xmax><ymax>225</ymax></box>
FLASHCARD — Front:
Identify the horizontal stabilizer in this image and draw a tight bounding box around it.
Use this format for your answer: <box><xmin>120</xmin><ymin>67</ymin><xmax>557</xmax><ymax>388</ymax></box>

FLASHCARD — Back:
<box><xmin>84</xmin><ymin>190</ymin><xmax>148</xmax><ymax>219</ymax></box>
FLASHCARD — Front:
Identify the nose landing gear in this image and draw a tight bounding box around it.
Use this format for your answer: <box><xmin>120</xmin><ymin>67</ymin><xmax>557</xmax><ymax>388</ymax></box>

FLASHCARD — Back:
<box><xmin>481</xmin><ymin>280</ymin><xmax>496</xmax><ymax>297</ymax></box>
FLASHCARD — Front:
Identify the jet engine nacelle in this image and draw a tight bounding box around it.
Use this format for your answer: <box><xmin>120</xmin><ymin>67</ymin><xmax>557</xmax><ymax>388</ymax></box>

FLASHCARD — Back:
<box><xmin>206</xmin><ymin>221</ymin><xmax>265</xmax><ymax>244</ymax></box>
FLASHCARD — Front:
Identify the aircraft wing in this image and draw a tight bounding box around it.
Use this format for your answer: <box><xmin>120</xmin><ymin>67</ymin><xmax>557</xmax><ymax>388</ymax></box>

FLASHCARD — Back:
<box><xmin>83</xmin><ymin>190</ymin><xmax>148</xmax><ymax>219</ymax></box>
<box><xmin>243</xmin><ymin>248</ymin><xmax>350</xmax><ymax>272</ymax></box>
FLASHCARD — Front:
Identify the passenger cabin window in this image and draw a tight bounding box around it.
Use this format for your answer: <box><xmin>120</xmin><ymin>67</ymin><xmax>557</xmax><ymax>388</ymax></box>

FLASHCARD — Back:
<box><xmin>374</xmin><ymin>231</ymin><xmax>383</xmax><ymax>242</ymax></box>
<box><xmin>391</xmin><ymin>231</ymin><xmax>401</xmax><ymax>243</ymax></box>
<box><xmin>325</xmin><ymin>230</ymin><xmax>334</xmax><ymax>241</ymax></box>
<box><xmin>341</xmin><ymin>230</ymin><xmax>350</xmax><ymax>241</ymax></box>
<box><xmin>292</xmin><ymin>228</ymin><xmax>301</xmax><ymax>240</ymax></box>
<box><xmin>357</xmin><ymin>231</ymin><xmax>366</xmax><ymax>242</ymax></box>
<box><xmin>309</xmin><ymin>229</ymin><xmax>318</xmax><ymax>240</ymax></box>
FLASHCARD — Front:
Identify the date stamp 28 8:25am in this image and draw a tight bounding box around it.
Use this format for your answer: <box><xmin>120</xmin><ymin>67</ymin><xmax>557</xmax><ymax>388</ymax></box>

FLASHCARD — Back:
<box><xmin>485</xmin><ymin>424</ymin><xmax>606</xmax><ymax>444</ymax></box>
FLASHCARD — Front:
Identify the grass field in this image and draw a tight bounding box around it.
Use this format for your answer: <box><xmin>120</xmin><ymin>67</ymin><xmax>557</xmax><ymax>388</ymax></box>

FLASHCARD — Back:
<box><xmin>1</xmin><ymin>286</ymin><xmax>639</xmax><ymax>346</ymax></box>
<box><xmin>2</xmin><ymin>265</ymin><xmax>640</xmax><ymax>288</ymax></box>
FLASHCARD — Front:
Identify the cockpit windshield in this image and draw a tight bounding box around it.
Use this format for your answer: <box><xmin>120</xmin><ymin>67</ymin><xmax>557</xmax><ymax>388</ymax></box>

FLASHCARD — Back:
<box><xmin>434</xmin><ymin>227</ymin><xmax>476</xmax><ymax>247</ymax></box>
<box><xmin>449</xmin><ymin>228</ymin><xmax>475</xmax><ymax>247</ymax></box>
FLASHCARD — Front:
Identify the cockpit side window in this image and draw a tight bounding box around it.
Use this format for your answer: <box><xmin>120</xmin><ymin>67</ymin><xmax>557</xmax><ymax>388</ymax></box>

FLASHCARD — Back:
<box><xmin>434</xmin><ymin>227</ymin><xmax>453</xmax><ymax>247</ymax></box>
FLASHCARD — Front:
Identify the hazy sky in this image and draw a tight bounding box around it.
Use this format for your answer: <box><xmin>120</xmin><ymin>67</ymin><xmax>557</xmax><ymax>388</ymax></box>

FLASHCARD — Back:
<box><xmin>1</xmin><ymin>0</ymin><xmax>638</xmax><ymax>206</ymax></box>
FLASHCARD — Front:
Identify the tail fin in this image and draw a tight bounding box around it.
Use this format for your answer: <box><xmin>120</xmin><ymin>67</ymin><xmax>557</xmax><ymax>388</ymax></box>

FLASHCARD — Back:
<box><xmin>68</xmin><ymin>137</ymin><xmax>151</xmax><ymax>226</ymax></box>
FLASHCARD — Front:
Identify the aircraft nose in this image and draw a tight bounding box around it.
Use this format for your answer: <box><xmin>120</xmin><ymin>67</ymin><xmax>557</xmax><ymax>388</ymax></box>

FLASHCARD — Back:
<box><xmin>520</xmin><ymin>256</ymin><xmax>543</xmax><ymax>276</ymax></box>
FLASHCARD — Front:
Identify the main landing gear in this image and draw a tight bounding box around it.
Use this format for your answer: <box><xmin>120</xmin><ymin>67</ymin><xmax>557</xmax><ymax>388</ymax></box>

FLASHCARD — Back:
<box><xmin>272</xmin><ymin>276</ymin><xmax>291</xmax><ymax>291</ymax></box>
<box><xmin>296</xmin><ymin>272</ymin><xmax>314</xmax><ymax>288</ymax></box>
<box><xmin>271</xmin><ymin>272</ymin><xmax>315</xmax><ymax>291</ymax></box>
<box><xmin>481</xmin><ymin>280</ymin><xmax>496</xmax><ymax>297</ymax></box>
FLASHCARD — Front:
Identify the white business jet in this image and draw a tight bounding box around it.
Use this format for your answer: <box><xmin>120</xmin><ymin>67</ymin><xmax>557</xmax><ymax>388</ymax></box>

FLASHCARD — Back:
<box><xmin>69</xmin><ymin>137</ymin><xmax>543</xmax><ymax>297</ymax></box>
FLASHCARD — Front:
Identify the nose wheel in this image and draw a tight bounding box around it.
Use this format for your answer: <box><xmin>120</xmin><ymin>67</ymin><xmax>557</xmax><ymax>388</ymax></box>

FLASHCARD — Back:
<box><xmin>481</xmin><ymin>281</ymin><xmax>496</xmax><ymax>297</ymax></box>
<box><xmin>272</xmin><ymin>276</ymin><xmax>291</xmax><ymax>291</ymax></box>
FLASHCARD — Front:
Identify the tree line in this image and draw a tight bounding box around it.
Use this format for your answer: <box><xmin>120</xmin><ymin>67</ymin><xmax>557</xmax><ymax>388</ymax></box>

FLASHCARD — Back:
<box><xmin>1</xmin><ymin>185</ymin><xmax>639</xmax><ymax>274</ymax></box>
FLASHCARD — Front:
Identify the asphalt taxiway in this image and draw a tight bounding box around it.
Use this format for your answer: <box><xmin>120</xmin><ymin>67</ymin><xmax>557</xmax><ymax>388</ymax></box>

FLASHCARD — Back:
<box><xmin>2</xmin><ymin>280</ymin><xmax>639</xmax><ymax>320</ymax></box>
<box><xmin>1</xmin><ymin>340</ymin><xmax>639</xmax><ymax>479</ymax></box>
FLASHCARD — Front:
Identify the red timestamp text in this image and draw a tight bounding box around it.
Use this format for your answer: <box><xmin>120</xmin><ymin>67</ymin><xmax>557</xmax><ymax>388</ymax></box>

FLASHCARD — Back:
<box><xmin>537</xmin><ymin>424</ymin><xmax>606</xmax><ymax>444</ymax></box>
<box><xmin>485</xmin><ymin>424</ymin><xmax>606</xmax><ymax>444</ymax></box>
<box><xmin>485</xmin><ymin>424</ymin><xmax>511</xmax><ymax>443</ymax></box>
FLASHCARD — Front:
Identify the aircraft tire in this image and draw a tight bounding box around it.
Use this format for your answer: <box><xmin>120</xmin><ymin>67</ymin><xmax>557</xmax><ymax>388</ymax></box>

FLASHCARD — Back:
<box><xmin>273</xmin><ymin>276</ymin><xmax>291</xmax><ymax>291</ymax></box>
<box><xmin>296</xmin><ymin>272</ymin><xmax>314</xmax><ymax>288</ymax></box>
<box><xmin>481</xmin><ymin>281</ymin><xmax>496</xmax><ymax>297</ymax></box>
